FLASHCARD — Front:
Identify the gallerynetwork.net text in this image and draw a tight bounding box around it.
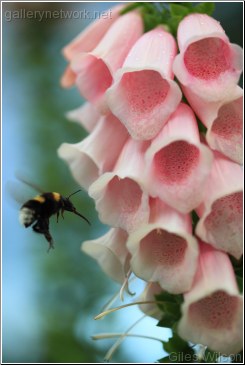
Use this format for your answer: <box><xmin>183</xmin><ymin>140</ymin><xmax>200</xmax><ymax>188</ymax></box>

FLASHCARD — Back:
<box><xmin>4</xmin><ymin>8</ymin><xmax>113</xmax><ymax>22</ymax></box>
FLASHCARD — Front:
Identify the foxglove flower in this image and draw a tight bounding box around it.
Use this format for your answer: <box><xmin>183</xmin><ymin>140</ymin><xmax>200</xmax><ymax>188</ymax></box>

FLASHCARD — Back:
<box><xmin>89</xmin><ymin>138</ymin><xmax>150</xmax><ymax>233</ymax></box>
<box><xmin>196</xmin><ymin>152</ymin><xmax>243</xmax><ymax>259</ymax></box>
<box><xmin>182</xmin><ymin>85</ymin><xmax>243</xmax><ymax>164</ymax></box>
<box><xmin>178</xmin><ymin>242</ymin><xmax>243</xmax><ymax>354</ymax></box>
<box><xmin>65</xmin><ymin>102</ymin><xmax>100</xmax><ymax>132</ymax></box>
<box><xmin>58</xmin><ymin>113</ymin><xmax>128</xmax><ymax>190</ymax></box>
<box><xmin>127</xmin><ymin>198</ymin><xmax>199</xmax><ymax>293</ymax></box>
<box><xmin>61</xmin><ymin>4</ymin><xmax>124</xmax><ymax>88</ymax></box>
<box><xmin>70</xmin><ymin>12</ymin><xmax>143</xmax><ymax>112</ymax></box>
<box><xmin>144</xmin><ymin>103</ymin><xmax>213</xmax><ymax>213</ymax></box>
<box><xmin>82</xmin><ymin>228</ymin><xmax>130</xmax><ymax>284</ymax></box>
<box><xmin>106</xmin><ymin>26</ymin><xmax>182</xmax><ymax>140</ymax></box>
<box><xmin>173</xmin><ymin>13</ymin><xmax>243</xmax><ymax>102</ymax></box>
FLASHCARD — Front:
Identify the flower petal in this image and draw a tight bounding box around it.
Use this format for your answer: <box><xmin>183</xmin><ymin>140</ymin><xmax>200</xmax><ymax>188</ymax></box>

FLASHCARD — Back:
<box><xmin>196</xmin><ymin>153</ymin><xmax>243</xmax><ymax>259</ymax></box>
<box><xmin>65</xmin><ymin>102</ymin><xmax>101</xmax><ymax>132</ymax></box>
<box><xmin>178</xmin><ymin>242</ymin><xmax>243</xmax><ymax>354</ymax></box>
<box><xmin>82</xmin><ymin>228</ymin><xmax>129</xmax><ymax>283</ymax></box>
<box><xmin>106</xmin><ymin>27</ymin><xmax>182</xmax><ymax>140</ymax></box>
<box><xmin>127</xmin><ymin>198</ymin><xmax>199</xmax><ymax>294</ymax></box>
<box><xmin>58</xmin><ymin>114</ymin><xmax>129</xmax><ymax>190</ymax></box>
<box><xmin>89</xmin><ymin>139</ymin><xmax>150</xmax><ymax>232</ymax></box>
<box><xmin>173</xmin><ymin>14</ymin><xmax>243</xmax><ymax>101</ymax></box>
<box><xmin>145</xmin><ymin>103</ymin><xmax>213</xmax><ymax>213</ymax></box>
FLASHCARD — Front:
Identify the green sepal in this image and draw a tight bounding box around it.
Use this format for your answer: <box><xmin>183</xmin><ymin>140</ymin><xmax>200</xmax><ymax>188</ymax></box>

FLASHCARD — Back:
<box><xmin>160</xmin><ymin>333</ymin><xmax>195</xmax><ymax>362</ymax></box>
<box><xmin>194</xmin><ymin>2</ymin><xmax>215</xmax><ymax>16</ymax></box>
<box><xmin>169</xmin><ymin>4</ymin><xmax>190</xmax><ymax>18</ymax></box>
<box><xmin>236</xmin><ymin>275</ymin><xmax>243</xmax><ymax>293</ymax></box>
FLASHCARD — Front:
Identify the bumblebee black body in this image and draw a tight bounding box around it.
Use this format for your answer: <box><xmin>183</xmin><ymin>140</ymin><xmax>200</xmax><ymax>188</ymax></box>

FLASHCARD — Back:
<box><xmin>19</xmin><ymin>191</ymin><xmax>90</xmax><ymax>251</ymax></box>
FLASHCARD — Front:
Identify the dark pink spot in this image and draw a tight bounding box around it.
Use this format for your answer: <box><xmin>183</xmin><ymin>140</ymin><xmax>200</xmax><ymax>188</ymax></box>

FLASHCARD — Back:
<box><xmin>189</xmin><ymin>291</ymin><xmax>238</xmax><ymax>329</ymax></box>
<box><xmin>184</xmin><ymin>38</ymin><xmax>231</xmax><ymax>80</ymax></box>
<box><xmin>140</xmin><ymin>229</ymin><xmax>187</xmax><ymax>266</ymax></box>
<box><xmin>153</xmin><ymin>141</ymin><xmax>199</xmax><ymax>184</ymax></box>
<box><xmin>121</xmin><ymin>70</ymin><xmax>170</xmax><ymax>113</ymax></box>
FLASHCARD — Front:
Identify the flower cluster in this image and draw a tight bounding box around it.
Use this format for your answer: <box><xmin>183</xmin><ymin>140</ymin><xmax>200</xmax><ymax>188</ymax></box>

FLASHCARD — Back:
<box><xmin>58</xmin><ymin>4</ymin><xmax>243</xmax><ymax>357</ymax></box>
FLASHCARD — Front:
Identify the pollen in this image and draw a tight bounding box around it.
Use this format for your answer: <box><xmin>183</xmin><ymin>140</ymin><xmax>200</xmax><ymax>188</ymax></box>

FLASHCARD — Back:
<box><xmin>33</xmin><ymin>195</ymin><xmax>45</xmax><ymax>203</ymax></box>
<box><xmin>52</xmin><ymin>192</ymin><xmax>61</xmax><ymax>202</ymax></box>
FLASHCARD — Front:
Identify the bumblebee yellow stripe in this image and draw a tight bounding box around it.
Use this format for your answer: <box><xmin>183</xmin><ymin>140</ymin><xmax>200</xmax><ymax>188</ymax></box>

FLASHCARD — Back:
<box><xmin>33</xmin><ymin>195</ymin><xmax>45</xmax><ymax>203</ymax></box>
<box><xmin>52</xmin><ymin>192</ymin><xmax>61</xmax><ymax>202</ymax></box>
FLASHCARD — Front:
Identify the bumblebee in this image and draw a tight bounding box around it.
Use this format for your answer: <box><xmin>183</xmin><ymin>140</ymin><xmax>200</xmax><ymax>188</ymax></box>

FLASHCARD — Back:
<box><xmin>19</xmin><ymin>190</ymin><xmax>90</xmax><ymax>251</ymax></box>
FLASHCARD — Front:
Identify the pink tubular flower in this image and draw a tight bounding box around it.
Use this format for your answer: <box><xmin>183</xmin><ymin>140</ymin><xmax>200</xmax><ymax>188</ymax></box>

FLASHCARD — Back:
<box><xmin>144</xmin><ymin>103</ymin><xmax>213</xmax><ymax>213</ymax></box>
<box><xmin>196</xmin><ymin>152</ymin><xmax>243</xmax><ymax>259</ymax></box>
<box><xmin>58</xmin><ymin>114</ymin><xmax>129</xmax><ymax>190</ymax></box>
<box><xmin>183</xmin><ymin>85</ymin><xmax>243</xmax><ymax>164</ymax></box>
<box><xmin>61</xmin><ymin>5</ymin><xmax>124</xmax><ymax>88</ymax></box>
<box><xmin>173</xmin><ymin>13</ymin><xmax>243</xmax><ymax>102</ymax></box>
<box><xmin>89</xmin><ymin>138</ymin><xmax>150</xmax><ymax>233</ymax></box>
<box><xmin>178</xmin><ymin>242</ymin><xmax>243</xmax><ymax>354</ymax></box>
<box><xmin>70</xmin><ymin>12</ymin><xmax>143</xmax><ymax>112</ymax></box>
<box><xmin>82</xmin><ymin>228</ymin><xmax>129</xmax><ymax>284</ymax></box>
<box><xmin>106</xmin><ymin>26</ymin><xmax>182</xmax><ymax>140</ymax></box>
<box><xmin>127</xmin><ymin>198</ymin><xmax>199</xmax><ymax>294</ymax></box>
<box><xmin>138</xmin><ymin>282</ymin><xmax>164</xmax><ymax>320</ymax></box>
<box><xmin>65</xmin><ymin>102</ymin><xmax>101</xmax><ymax>132</ymax></box>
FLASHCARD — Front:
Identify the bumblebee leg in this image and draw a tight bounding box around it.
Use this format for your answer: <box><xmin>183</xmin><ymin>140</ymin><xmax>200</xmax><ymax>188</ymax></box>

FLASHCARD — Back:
<box><xmin>33</xmin><ymin>219</ymin><xmax>55</xmax><ymax>252</ymax></box>
<box><xmin>56</xmin><ymin>211</ymin><xmax>60</xmax><ymax>223</ymax></box>
<box><xmin>61</xmin><ymin>208</ymin><xmax>65</xmax><ymax>219</ymax></box>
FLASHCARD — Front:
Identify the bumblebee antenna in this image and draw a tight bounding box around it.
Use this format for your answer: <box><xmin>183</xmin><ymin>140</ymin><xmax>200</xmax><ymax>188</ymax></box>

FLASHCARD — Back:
<box><xmin>67</xmin><ymin>189</ymin><xmax>81</xmax><ymax>199</ymax></box>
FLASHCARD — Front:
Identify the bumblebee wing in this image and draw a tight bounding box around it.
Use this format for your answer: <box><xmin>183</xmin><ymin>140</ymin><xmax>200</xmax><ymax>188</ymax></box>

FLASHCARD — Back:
<box><xmin>5</xmin><ymin>180</ymin><xmax>33</xmax><ymax>207</ymax></box>
<box><xmin>15</xmin><ymin>170</ymin><xmax>44</xmax><ymax>194</ymax></box>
